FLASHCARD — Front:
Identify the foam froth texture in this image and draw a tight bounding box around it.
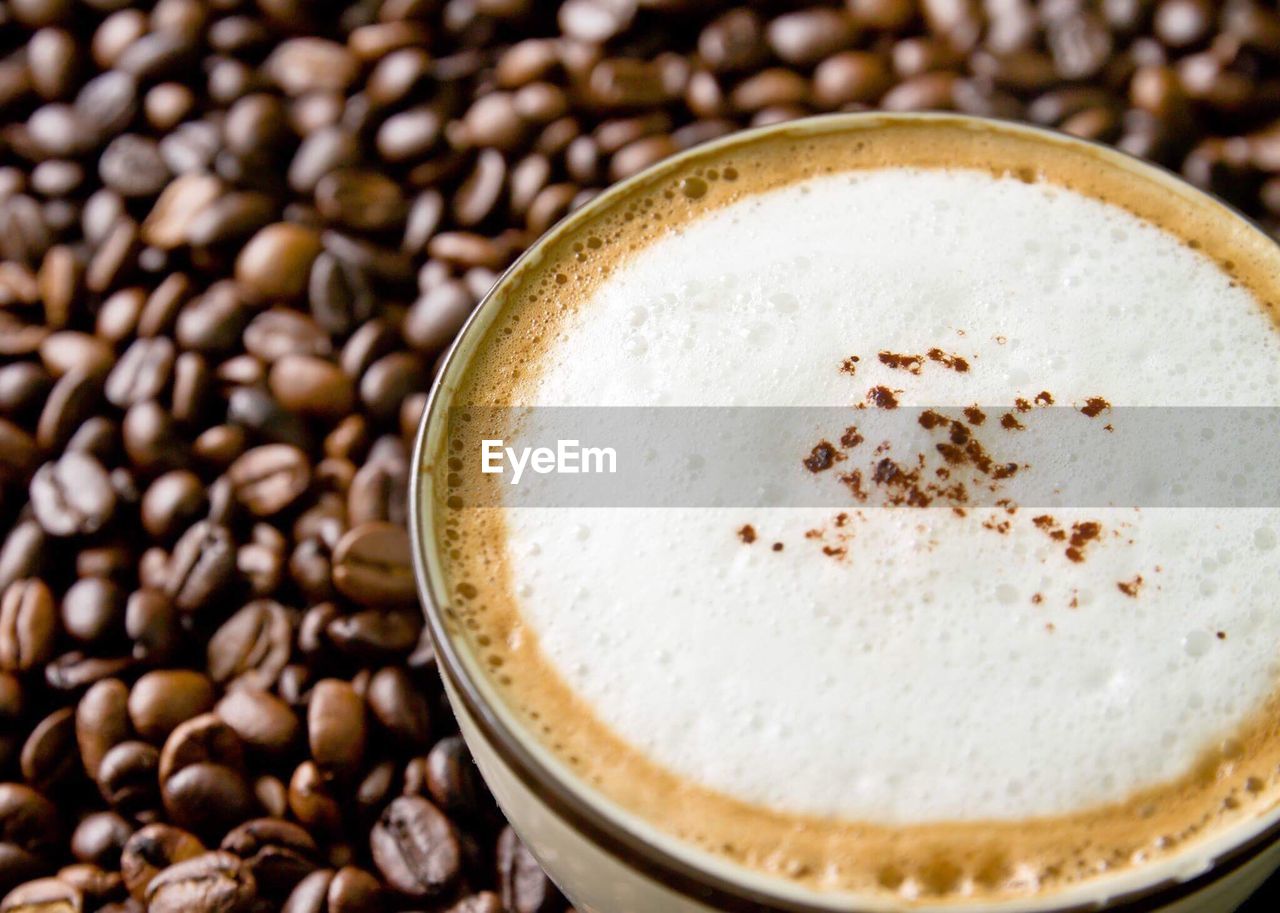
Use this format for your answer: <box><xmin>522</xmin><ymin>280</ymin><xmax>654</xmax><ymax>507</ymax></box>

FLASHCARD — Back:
<box><xmin>431</xmin><ymin>120</ymin><xmax>1280</xmax><ymax>904</ymax></box>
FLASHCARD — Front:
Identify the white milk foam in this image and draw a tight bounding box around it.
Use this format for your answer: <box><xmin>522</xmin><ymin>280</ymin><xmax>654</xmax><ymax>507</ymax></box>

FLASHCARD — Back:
<box><xmin>500</xmin><ymin>168</ymin><xmax>1280</xmax><ymax>823</ymax></box>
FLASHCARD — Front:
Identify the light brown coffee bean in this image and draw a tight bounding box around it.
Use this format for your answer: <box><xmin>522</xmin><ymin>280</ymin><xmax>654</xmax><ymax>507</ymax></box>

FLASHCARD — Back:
<box><xmin>128</xmin><ymin>670</ymin><xmax>216</xmax><ymax>743</ymax></box>
<box><xmin>228</xmin><ymin>445</ymin><xmax>312</xmax><ymax>517</ymax></box>
<box><xmin>268</xmin><ymin>357</ymin><xmax>355</xmax><ymax>420</ymax></box>
<box><xmin>307</xmin><ymin>679</ymin><xmax>366</xmax><ymax>779</ymax></box>
<box><xmin>206</xmin><ymin>600</ymin><xmax>294</xmax><ymax>691</ymax></box>
<box><xmin>331</xmin><ymin>522</ymin><xmax>415</xmax><ymax>607</ymax></box>
<box><xmin>0</xmin><ymin>580</ymin><xmax>55</xmax><ymax>673</ymax></box>
<box><xmin>235</xmin><ymin>224</ymin><xmax>322</xmax><ymax>302</ymax></box>
<box><xmin>76</xmin><ymin>678</ymin><xmax>131</xmax><ymax>780</ymax></box>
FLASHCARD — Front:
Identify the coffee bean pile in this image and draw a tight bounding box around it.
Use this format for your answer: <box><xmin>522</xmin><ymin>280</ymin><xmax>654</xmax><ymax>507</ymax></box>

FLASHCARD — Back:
<box><xmin>1</xmin><ymin>0</ymin><xmax>1280</xmax><ymax>911</ymax></box>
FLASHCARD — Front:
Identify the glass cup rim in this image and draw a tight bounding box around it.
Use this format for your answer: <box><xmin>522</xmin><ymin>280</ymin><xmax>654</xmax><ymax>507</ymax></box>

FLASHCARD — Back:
<box><xmin>408</xmin><ymin>111</ymin><xmax>1280</xmax><ymax>913</ymax></box>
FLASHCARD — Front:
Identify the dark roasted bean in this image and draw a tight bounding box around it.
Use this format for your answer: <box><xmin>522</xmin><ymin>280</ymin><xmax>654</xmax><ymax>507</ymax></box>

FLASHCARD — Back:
<box><xmin>120</xmin><ymin>824</ymin><xmax>204</xmax><ymax>901</ymax></box>
<box><xmin>144</xmin><ymin>850</ymin><xmax>255</xmax><ymax>913</ymax></box>
<box><xmin>206</xmin><ymin>600</ymin><xmax>293</xmax><ymax>691</ymax></box>
<box><xmin>307</xmin><ymin>680</ymin><xmax>366</xmax><ymax>779</ymax></box>
<box><xmin>369</xmin><ymin>796</ymin><xmax>459</xmax><ymax>899</ymax></box>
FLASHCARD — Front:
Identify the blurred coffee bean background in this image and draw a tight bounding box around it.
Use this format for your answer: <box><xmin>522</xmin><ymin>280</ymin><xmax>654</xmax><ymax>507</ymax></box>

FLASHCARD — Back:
<box><xmin>1</xmin><ymin>0</ymin><xmax>1280</xmax><ymax>911</ymax></box>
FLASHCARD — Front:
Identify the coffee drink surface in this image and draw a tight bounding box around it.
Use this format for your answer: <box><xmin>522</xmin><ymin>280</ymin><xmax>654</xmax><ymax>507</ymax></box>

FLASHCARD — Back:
<box><xmin>429</xmin><ymin>118</ymin><xmax>1280</xmax><ymax>903</ymax></box>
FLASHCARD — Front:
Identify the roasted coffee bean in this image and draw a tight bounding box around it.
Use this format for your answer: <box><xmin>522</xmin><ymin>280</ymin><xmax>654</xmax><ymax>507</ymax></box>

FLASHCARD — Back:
<box><xmin>119</xmin><ymin>824</ymin><xmax>204</xmax><ymax>900</ymax></box>
<box><xmin>128</xmin><ymin>670</ymin><xmax>216</xmax><ymax>743</ymax></box>
<box><xmin>140</xmin><ymin>471</ymin><xmax>204</xmax><ymax>541</ymax></box>
<box><xmin>236</xmin><ymin>224</ymin><xmax>322</xmax><ymax>302</ymax></box>
<box><xmin>60</xmin><ymin>577</ymin><xmax>123</xmax><ymax>643</ymax></box>
<box><xmin>206</xmin><ymin>601</ymin><xmax>293</xmax><ymax>691</ymax></box>
<box><xmin>424</xmin><ymin>737</ymin><xmax>488</xmax><ymax>819</ymax></box>
<box><xmin>70</xmin><ymin>812</ymin><xmax>132</xmax><ymax>869</ymax></box>
<box><xmin>326</xmin><ymin>609</ymin><xmax>420</xmax><ymax>660</ymax></box>
<box><xmin>0</xmin><ymin>877</ymin><xmax>83</xmax><ymax>913</ymax></box>
<box><xmin>362</xmin><ymin>668</ymin><xmax>430</xmax><ymax>750</ymax></box>
<box><xmin>268</xmin><ymin>357</ymin><xmax>355</xmax><ymax>420</ymax></box>
<box><xmin>162</xmin><ymin>763</ymin><xmax>257</xmax><ymax>837</ymax></box>
<box><xmin>122</xmin><ymin>589</ymin><xmax>176</xmax><ymax>663</ymax></box>
<box><xmin>324</xmin><ymin>866</ymin><xmax>382</xmax><ymax>913</ymax></box>
<box><xmin>315</xmin><ymin>171</ymin><xmax>406</xmax><ymax>233</ymax></box>
<box><xmin>96</xmin><ymin>740</ymin><xmax>161</xmax><ymax>818</ymax></box>
<box><xmin>121</xmin><ymin>402</ymin><xmax>185</xmax><ymax>475</ymax></box>
<box><xmin>158</xmin><ymin>714</ymin><xmax>244</xmax><ymax>784</ymax></box>
<box><xmin>33</xmin><ymin>366</ymin><xmax>103</xmax><ymax>453</ymax></box>
<box><xmin>228</xmin><ymin>446</ymin><xmax>311</xmax><ymax>517</ymax></box>
<box><xmin>76</xmin><ymin>678</ymin><xmax>131</xmax><ymax>780</ymax></box>
<box><xmin>29</xmin><ymin>452</ymin><xmax>116</xmax><ymax>538</ymax></box>
<box><xmin>280</xmin><ymin>868</ymin><xmax>331</xmax><ymax>913</ymax></box>
<box><xmin>105</xmin><ymin>338</ymin><xmax>174</xmax><ymax>409</ymax></box>
<box><xmin>331</xmin><ymin>522</ymin><xmax>414</xmax><ymax>607</ymax></box>
<box><xmin>287</xmin><ymin>762</ymin><xmax>341</xmax><ymax>835</ymax></box>
<box><xmin>497</xmin><ymin>827</ymin><xmax>559</xmax><ymax>913</ymax></box>
<box><xmin>221</xmin><ymin>819</ymin><xmax>316</xmax><ymax>898</ymax></box>
<box><xmin>55</xmin><ymin>863</ymin><xmax>121</xmax><ymax>904</ymax></box>
<box><xmin>215</xmin><ymin>690</ymin><xmax>298</xmax><ymax>757</ymax></box>
<box><xmin>165</xmin><ymin>521</ymin><xmax>235</xmax><ymax>612</ymax></box>
<box><xmin>0</xmin><ymin>580</ymin><xmax>56</xmax><ymax>673</ymax></box>
<box><xmin>175</xmin><ymin>284</ymin><xmax>247</xmax><ymax>354</ymax></box>
<box><xmin>21</xmin><ymin>707</ymin><xmax>77</xmax><ymax>792</ymax></box>
<box><xmin>0</xmin><ymin>783</ymin><xmax>59</xmax><ymax>855</ymax></box>
<box><xmin>144</xmin><ymin>850</ymin><xmax>255</xmax><ymax>913</ymax></box>
<box><xmin>369</xmin><ymin>796</ymin><xmax>459</xmax><ymax>899</ymax></box>
<box><xmin>307</xmin><ymin>680</ymin><xmax>366</xmax><ymax>779</ymax></box>
<box><xmin>0</xmin><ymin>365</ymin><xmax>51</xmax><ymax>422</ymax></box>
<box><xmin>45</xmin><ymin>652</ymin><xmax>136</xmax><ymax>693</ymax></box>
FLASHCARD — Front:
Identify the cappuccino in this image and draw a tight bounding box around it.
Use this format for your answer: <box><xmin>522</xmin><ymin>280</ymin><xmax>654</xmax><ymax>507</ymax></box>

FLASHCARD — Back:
<box><xmin>428</xmin><ymin>118</ymin><xmax>1280</xmax><ymax>904</ymax></box>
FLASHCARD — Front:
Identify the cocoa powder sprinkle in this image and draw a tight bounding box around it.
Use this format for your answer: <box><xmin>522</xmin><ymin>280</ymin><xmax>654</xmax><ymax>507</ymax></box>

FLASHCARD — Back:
<box><xmin>737</xmin><ymin>524</ymin><xmax>757</xmax><ymax>544</ymax></box>
<box><xmin>803</xmin><ymin>441</ymin><xmax>844</xmax><ymax>473</ymax></box>
<box><xmin>926</xmin><ymin>348</ymin><xmax>970</xmax><ymax>372</ymax></box>
<box><xmin>1081</xmin><ymin>397</ymin><xmax>1111</xmax><ymax>417</ymax></box>
<box><xmin>840</xmin><ymin>426</ymin><xmax>864</xmax><ymax>448</ymax></box>
<box><xmin>1117</xmin><ymin>575</ymin><xmax>1143</xmax><ymax>597</ymax></box>
<box><xmin>878</xmin><ymin>351</ymin><xmax>924</xmax><ymax>374</ymax></box>
<box><xmin>867</xmin><ymin>386</ymin><xmax>900</xmax><ymax>409</ymax></box>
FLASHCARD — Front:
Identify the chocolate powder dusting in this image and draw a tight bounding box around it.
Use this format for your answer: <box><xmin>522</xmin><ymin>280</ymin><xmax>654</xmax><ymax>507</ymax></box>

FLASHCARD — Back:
<box><xmin>1035</xmin><ymin>391</ymin><xmax>1055</xmax><ymax>405</ymax></box>
<box><xmin>803</xmin><ymin>441</ymin><xmax>845</xmax><ymax>473</ymax></box>
<box><xmin>1065</xmin><ymin>521</ymin><xmax>1103</xmax><ymax>562</ymax></box>
<box><xmin>1000</xmin><ymin>412</ymin><xmax>1024</xmax><ymax>430</ymax></box>
<box><xmin>1015</xmin><ymin>397</ymin><xmax>1033</xmax><ymax>413</ymax></box>
<box><xmin>926</xmin><ymin>348</ymin><xmax>971</xmax><ymax>372</ymax></box>
<box><xmin>878</xmin><ymin>351</ymin><xmax>924</xmax><ymax>374</ymax></box>
<box><xmin>840</xmin><ymin>469</ymin><xmax>868</xmax><ymax>501</ymax></box>
<box><xmin>738</xmin><ymin>524</ymin><xmax>757</xmax><ymax>544</ymax></box>
<box><xmin>840</xmin><ymin>356</ymin><xmax>861</xmax><ymax>375</ymax></box>
<box><xmin>840</xmin><ymin>426</ymin><xmax>864</xmax><ymax>448</ymax></box>
<box><xmin>867</xmin><ymin>386</ymin><xmax>900</xmax><ymax>409</ymax></box>
<box><xmin>918</xmin><ymin>410</ymin><xmax>949</xmax><ymax>430</ymax></box>
<box><xmin>1081</xmin><ymin>397</ymin><xmax>1112</xmax><ymax>417</ymax></box>
<box><xmin>964</xmin><ymin>406</ymin><xmax>987</xmax><ymax>425</ymax></box>
<box><xmin>1117</xmin><ymin>575</ymin><xmax>1144</xmax><ymax>597</ymax></box>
